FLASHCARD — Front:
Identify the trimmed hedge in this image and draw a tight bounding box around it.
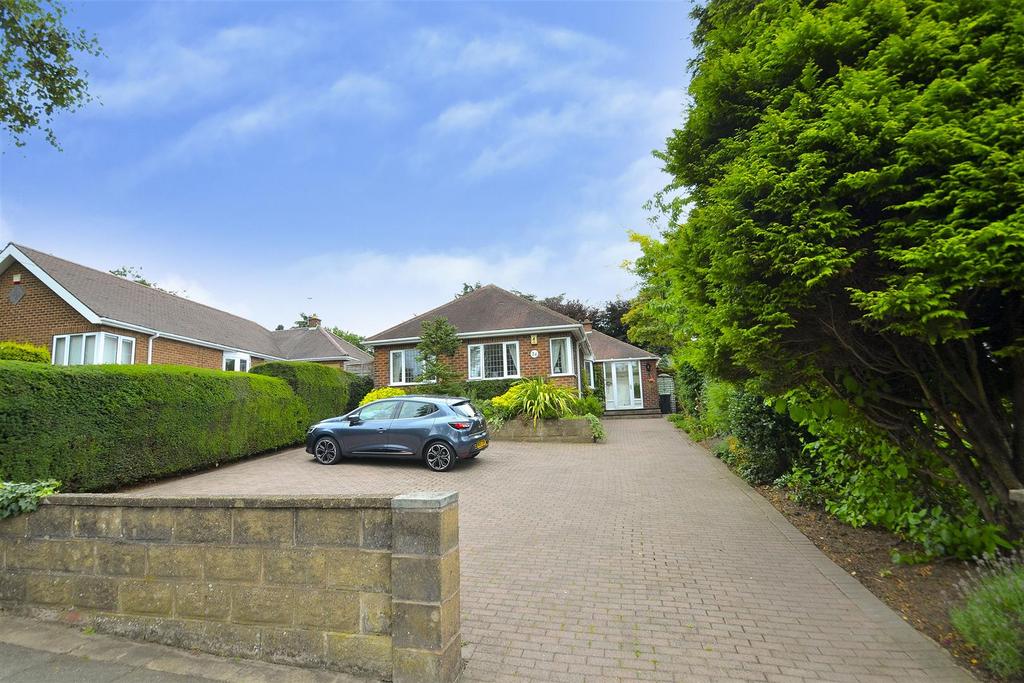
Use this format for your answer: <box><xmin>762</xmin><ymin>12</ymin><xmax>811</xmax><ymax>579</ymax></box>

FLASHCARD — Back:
<box><xmin>250</xmin><ymin>361</ymin><xmax>350</xmax><ymax>423</ymax></box>
<box><xmin>0</xmin><ymin>341</ymin><xmax>49</xmax><ymax>363</ymax></box>
<box><xmin>0</xmin><ymin>361</ymin><xmax>307</xmax><ymax>491</ymax></box>
<box><xmin>346</xmin><ymin>374</ymin><xmax>374</xmax><ymax>412</ymax></box>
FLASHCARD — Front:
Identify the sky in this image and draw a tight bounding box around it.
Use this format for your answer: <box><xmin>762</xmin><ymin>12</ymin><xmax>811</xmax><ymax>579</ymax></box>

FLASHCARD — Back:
<box><xmin>1</xmin><ymin>1</ymin><xmax>695</xmax><ymax>336</ymax></box>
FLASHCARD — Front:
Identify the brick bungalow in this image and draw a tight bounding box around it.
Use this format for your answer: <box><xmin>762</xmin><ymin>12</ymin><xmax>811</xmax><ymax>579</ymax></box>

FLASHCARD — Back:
<box><xmin>365</xmin><ymin>285</ymin><xmax>661</xmax><ymax>413</ymax></box>
<box><xmin>0</xmin><ymin>243</ymin><xmax>373</xmax><ymax>374</ymax></box>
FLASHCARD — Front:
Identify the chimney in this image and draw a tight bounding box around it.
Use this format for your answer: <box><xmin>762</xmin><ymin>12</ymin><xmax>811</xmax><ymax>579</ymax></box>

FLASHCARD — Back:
<box><xmin>308</xmin><ymin>314</ymin><xmax>321</xmax><ymax>329</ymax></box>
<box><xmin>582</xmin><ymin>319</ymin><xmax>593</xmax><ymax>332</ymax></box>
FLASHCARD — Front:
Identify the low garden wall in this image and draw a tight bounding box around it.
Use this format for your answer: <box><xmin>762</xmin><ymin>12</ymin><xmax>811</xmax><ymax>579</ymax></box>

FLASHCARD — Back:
<box><xmin>0</xmin><ymin>492</ymin><xmax>461</xmax><ymax>682</ymax></box>
<box><xmin>492</xmin><ymin>417</ymin><xmax>594</xmax><ymax>443</ymax></box>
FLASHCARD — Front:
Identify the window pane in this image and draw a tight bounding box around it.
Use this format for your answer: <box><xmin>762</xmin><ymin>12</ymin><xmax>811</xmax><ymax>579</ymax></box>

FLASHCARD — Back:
<box><xmin>120</xmin><ymin>338</ymin><xmax>134</xmax><ymax>364</ymax></box>
<box><xmin>361</xmin><ymin>401</ymin><xmax>396</xmax><ymax>421</ymax></box>
<box><xmin>633</xmin><ymin>362</ymin><xmax>642</xmax><ymax>400</ymax></box>
<box><xmin>82</xmin><ymin>335</ymin><xmax>97</xmax><ymax>365</ymax></box>
<box><xmin>240</xmin><ymin>359</ymin><xmax>248</xmax><ymax>372</ymax></box>
<box><xmin>68</xmin><ymin>335</ymin><xmax>84</xmax><ymax>365</ymax></box>
<box><xmin>452</xmin><ymin>401</ymin><xmax>479</xmax><ymax>417</ymax></box>
<box><xmin>390</xmin><ymin>351</ymin><xmax>402</xmax><ymax>384</ymax></box>
<box><xmin>53</xmin><ymin>337</ymin><xmax>67</xmax><ymax>365</ymax></box>
<box><xmin>225</xmin><ymin>358</ymin><xmax>235</xmax><ymax>371</ymax></box>
<box><xmin>551</xmin><ymin>338</ymin><xmax>567</xmax><ymax>374</ymax></box>
<box><xmin>506</xmin><ymin>343</ymin><xmax>518</xmax><ymax>376</ymax></box>
<box><xmin>404</xmin><ymin>350</ymin><xmax>423</xmax><ymax>383</ymax></box>
<box><xmin>468</xmin><ymin>346</ymin><xmax>482</xmax><ymax>379</ymax></box>
<box><xmin>398</xmin><ymin>401</ymin><xmax>437</xmax><ymax>419</ymax></box>
<box><xmin>102</xmin><ymin>335</ymin><xmax>118</xmax><ymax>364</ymax></box>
<box><xmin>483</xmin><ymin>343</ymin><xmax>503</xmax><ymax>378</ymax></box>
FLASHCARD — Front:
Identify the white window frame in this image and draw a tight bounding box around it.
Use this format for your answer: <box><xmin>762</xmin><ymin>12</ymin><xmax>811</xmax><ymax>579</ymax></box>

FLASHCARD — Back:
<box><xmin>222</xmin><ymin>351</ymin><xmax>251</xmax><ymax>372</ymax></box>
<box><xmin>549</xmin><ymin>337</ymin><xmax>573</xmax><ymax>376</ymax></box>
<box><xmin>52</xmin><ymin>332</ymin><xmax>135</xmax><ymax>366</ymax></box>
<box><xmin>467</xmin><ymin>341</ymin><xmax>520</xmax><ymax>381</ymax></box>
<box><xmin>586</xmin><ymin>360</ymin><xmax>595</xmax><ymax>389</ymax></box>
<box><xmin>390</xmin><ymin>349</ymin><xmax>425</xmax><ymax>385</ymax></box>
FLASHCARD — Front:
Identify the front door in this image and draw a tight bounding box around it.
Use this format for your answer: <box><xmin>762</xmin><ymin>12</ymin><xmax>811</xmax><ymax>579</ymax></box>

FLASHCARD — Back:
<box><xmin>604</xmin><ymin>361</ymin><xmax>643</xmax><ymax>410</ymax></box>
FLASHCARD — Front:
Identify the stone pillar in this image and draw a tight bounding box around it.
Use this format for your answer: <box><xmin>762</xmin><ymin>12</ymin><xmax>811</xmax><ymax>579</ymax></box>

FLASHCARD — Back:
<box><xmin>390</xmin><ymin>492</ymin><xmax>461</xmax><ymax>683</ymax></box>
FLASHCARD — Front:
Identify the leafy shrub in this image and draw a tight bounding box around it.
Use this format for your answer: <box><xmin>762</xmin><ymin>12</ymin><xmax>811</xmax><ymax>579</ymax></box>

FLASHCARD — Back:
<box><xmin>492</xmin><ymin>378</ymin><xmax>578</xmax><ymax>425</ymax></box>
<box><xmin>346</xmin><ymin>374</ymin><xmax>374</xmax><ymax>412</ymax></box>
<box><xmin>475</xmin><ymin>399</ymin><xmax>508</xmax><ymax>430</ymax></box>
<box><xmin>674</xmin><ymin>359</ymin><xmax>703</xmax><ymax>417</ymax></box>
<box><xmin>576</xmin><ymin>395</ymin><xmax>604</xmax><ymax>417</ymax></box>
<box><xmin>583</xmin><ymin>413</ymin><xmax>606</xmax><ymax>442</ymax></box>
<box><xmin>702</xmin><ymin>381</ymin><xmax>737</xmax><ymax>436</ymax></box>
<box><xmin>727</xmin><ymin>391</ymin><xmax>805</xmax><ymax>485</ymax></box>
<box><xmin>0</xmin><ymin>341</ymin><xmax>49</xmax><ymax>363</ymax></box>
<box><xmin>0</xmin><ymin>362</ymin><xmax>306</xmax><ymax>491</ymax></box>
<box><xmin>778</xmin><ymin>396</ymin><xmax>1011</xmax><ymax>560</ymax></box>
<box><xmin>359</xmin><ymin>386</ymin><xmax>406</xmax><ymax>406</ymax></box>
<box><xmin>464</xmin><ymin>379</ymin><xmax>518</xmax><ymax>401</ymax></box>
<box><xmin>951</xmin><ymin>551</ymin><xmax>1024</xmax><ymax>678</ymax></box>
<box><xmin>0</xmin><ymin>480</ymin><xmax>60</xmax><ymax>519</ymax></box>
<box><xmin>251</xmin><ymin>361</ymin><xmax>350</xmax><ymax>423</ymax></box>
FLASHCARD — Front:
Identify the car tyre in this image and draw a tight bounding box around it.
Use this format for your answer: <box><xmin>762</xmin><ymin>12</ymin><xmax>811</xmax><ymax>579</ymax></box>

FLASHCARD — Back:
<box><xmin>313</xmin><ymin>436</ymin><xmax>341</xmax><ymax>465</ymax></box>
<box><xmin>424</xmin><ymin>440</ymin><xmax>456</xmax><ymax>472</ymax></box>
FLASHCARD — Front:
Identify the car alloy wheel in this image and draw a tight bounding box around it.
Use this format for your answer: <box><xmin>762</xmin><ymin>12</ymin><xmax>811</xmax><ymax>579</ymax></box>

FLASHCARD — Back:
<box><xmin>425</xmin><ymin>442</ymin><xmax>454</xmax><ymax>472</ymax></box>
<box><xmin>314</xmin><ymin>437</ymin><xmax>340</xmax><ymax>465</ymax></box>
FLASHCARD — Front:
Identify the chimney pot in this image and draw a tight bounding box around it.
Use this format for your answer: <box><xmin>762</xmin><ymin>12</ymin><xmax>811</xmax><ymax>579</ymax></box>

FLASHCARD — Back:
<box><xmin>582</xmin><ymin>319</ymin><xmax>593</xmax><ymax>332</ymax></box>
<box><xmin>308</xmin><ymin>314</ymin><xmax>321</xmax><ymax>329</ymax></box>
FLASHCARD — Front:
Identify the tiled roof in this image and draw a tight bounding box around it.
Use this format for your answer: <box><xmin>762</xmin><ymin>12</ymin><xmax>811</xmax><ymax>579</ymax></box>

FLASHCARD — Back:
<box><xmin>11</xmin><ymin>243</ymin><xmax>358</xmax><ymax>360</ymax></box>
<box><xmin>586</xmin><ymin>329</ymin><xmax>659</xmax><ymax>361</ymax></box>
<box><xmin>366</xmin><ymin>285</ymin><xmax>582</xmax><ymax>342</ymax></box>
<box><xmin>271</xmin><ymin>327</ymin><xmax>373</xmax><ymax>362</ymax></box>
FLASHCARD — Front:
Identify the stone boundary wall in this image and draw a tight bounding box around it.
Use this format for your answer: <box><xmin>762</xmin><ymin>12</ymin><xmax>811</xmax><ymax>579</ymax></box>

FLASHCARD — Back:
<box><xmin>0</xmin><ymin>492</ymin><xmax>460</xmax><ymax>683</ymax></box>
<box><xmin>492</xmin><ymin>417</ymin><xmax>595</xmax><ymax>443</ymax></box>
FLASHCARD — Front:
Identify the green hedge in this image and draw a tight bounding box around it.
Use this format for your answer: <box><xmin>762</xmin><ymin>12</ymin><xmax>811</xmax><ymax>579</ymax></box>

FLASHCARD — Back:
<box><xmin>0</xmin><ymin>341</ymin><xmax>49</xmax><ymax>363</ymax></box>
<box><xmin>0</xmin><ymin>361</ymin><xmax>307</xmax><ymax>491</ymax></box>
<box><xmin>250</xmin><ymin>361</ymin><xmax>350</xmax><ymax>422</ymax></box>
<box><xmin>346</xmin><ymin>375</ymin><xmax>374</xmax><ymax>412</ymax></box>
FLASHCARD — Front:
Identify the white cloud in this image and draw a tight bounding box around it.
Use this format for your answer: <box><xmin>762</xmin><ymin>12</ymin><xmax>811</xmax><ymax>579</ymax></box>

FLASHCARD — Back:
<box><xmin>433</xmin><ymin>98</ymin><xmax>507</xmax><ymax>132</ymax></box>
<box><xmin>91</xmin><ymin>18</ymin><xmax>314</xmax><ymax>116</ymax></box>
<box><xmin>135</xmin><ymin>72</ymin><xmax>398</xmax><ymax>172</ymax></box>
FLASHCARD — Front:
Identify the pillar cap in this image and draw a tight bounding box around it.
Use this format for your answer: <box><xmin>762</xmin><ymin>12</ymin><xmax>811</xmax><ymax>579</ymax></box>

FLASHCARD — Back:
<box><xmin>392</xmin><ymin>492</ymin><xmax>458</xmax><ymax>509</ymax></box>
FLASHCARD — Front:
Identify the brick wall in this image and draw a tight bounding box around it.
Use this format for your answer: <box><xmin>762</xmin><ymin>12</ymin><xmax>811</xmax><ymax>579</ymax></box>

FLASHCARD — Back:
<box><xmin>373</xmin><ymin>332</ymin><xmax>582</xmax><ymax>391</ymax></box>
<box><xmin>150</xmin><ymin>336</ymin><xmax>224</xmax><ymax>369</ymax></box>
<box><xmin>0</xmin><ymin>493</ymin><xmax>461</xmax><ymax>682</ymax></box>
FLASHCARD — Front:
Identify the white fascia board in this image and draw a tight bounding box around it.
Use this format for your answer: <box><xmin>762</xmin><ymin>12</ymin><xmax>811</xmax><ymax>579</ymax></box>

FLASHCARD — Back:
<box><xmin>1</xmin><ymin>244</ymin><xmax>102</xmax><ymax>323</ymax></box>
<box><xmin>287</xmin><ymin>355</ymin><xmax>354</xmax><ymax>362</ymax></box>
<box><xmin>597</xmin><ymin>356</ymin><xmax>660</xmax><ymax>362</ymax></box>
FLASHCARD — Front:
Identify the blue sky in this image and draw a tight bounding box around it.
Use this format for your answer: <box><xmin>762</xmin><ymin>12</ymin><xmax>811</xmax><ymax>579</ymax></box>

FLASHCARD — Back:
<box><xmin>1</xmin><ymin>1</ymin><xmax>694</xmax><ymax>335</ymax></box>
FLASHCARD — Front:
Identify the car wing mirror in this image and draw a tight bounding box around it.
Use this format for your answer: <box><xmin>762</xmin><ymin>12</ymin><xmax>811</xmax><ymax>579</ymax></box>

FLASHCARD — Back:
<box><xmin>348</xmin><ymin>415</ymin><xmax>362</xmax><ymax>425</ymax></box>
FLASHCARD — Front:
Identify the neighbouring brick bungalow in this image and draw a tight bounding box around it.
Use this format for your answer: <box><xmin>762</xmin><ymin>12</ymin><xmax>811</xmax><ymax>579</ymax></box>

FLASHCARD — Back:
<box><xmin>0</xmin><ymin>243</ymin><xmax>373</xmax><ymax>374</ymax></box>
<box><xmin>365</xmin><ymin>285</ymin><xmax>661</xmax><ymax>413</ymax></box>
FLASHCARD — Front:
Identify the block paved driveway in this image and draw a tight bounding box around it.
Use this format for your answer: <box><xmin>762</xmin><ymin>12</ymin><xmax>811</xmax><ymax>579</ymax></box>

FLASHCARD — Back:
<box><xmin>137</xmin><ymin>418</ymin><xmax>971</xmax><ymax>682</ymax></box>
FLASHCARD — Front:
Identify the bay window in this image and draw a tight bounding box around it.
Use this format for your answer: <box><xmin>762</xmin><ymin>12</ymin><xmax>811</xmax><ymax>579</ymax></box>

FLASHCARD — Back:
<box><xmin>468</xmin><ymin>341</ymin><xmax>519</xmax><ymax>380</ymax></box>
<box><xmin>390</xmin><ymin>349</ymin><xmax>425</xmax><ymax>384</ymax></box>
<box><xmin>549</xmin><ymin>337</ymin><xmax>573</xmax><ymax>376</ymax></box>
<box><xmin>52</xmin><ymin>332</ymin><xmax>135</xmax><ymax>366</ymax></box>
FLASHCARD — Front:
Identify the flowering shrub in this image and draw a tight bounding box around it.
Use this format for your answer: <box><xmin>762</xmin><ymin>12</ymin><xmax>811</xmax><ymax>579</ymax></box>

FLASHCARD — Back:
<box><xmin>358</xmin><ymin>387</ymin><xmax>406</xmax><ymax>406</ymax></box>
<box><xmin>951</xmin><ymin>551</ymin><xmax>1024</xmax><ymax>678</ymax></box>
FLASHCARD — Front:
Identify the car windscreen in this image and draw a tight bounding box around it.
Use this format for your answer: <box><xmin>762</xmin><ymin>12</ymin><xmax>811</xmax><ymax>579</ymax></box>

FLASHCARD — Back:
<box><xmin>451</xmin><ymin>401</ymin><xmax>478</xmax><ymax>418</ymax></box>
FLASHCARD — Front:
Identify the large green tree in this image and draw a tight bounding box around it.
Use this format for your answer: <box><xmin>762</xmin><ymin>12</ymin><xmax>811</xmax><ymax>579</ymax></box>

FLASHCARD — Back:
<box><xmin>634</xmin><ymin>0</ymin><xmax>1024</xmax><ymax>533</ymax></box>
<box><xmin>1</xmin><ymin>0</ymin><xmax>101</xmax><ymax>148</ymax></box>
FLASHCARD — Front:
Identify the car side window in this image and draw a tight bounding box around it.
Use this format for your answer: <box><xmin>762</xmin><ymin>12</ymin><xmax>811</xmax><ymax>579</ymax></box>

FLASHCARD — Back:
<box><xmin>358</xmin><ymin>401</ymin><xmax>398</xmax><ymax>421</ymax></box>
<box><xmin>398</xmin><ymin>401</ymin><xmax>438</xmax><ymax>419</ymax></box>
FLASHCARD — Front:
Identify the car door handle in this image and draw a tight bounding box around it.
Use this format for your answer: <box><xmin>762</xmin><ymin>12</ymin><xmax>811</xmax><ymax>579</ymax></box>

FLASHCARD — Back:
<box><xmin>377</xmin><ymin>427</ymin><xmax>385</xmax><ymax>433</ymax></box>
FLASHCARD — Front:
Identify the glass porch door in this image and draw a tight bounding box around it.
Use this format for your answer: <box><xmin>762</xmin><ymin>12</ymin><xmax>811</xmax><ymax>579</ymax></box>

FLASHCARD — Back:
<box><xmin>604</xmin><ymin>361</ymin><xmax>643</xmax><ymax>410</ymax></box>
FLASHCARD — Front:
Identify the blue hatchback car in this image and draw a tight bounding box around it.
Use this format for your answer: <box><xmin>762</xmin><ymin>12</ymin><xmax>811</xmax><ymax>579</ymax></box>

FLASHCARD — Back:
<box><xmin>305</xmin><ymin>395</ymin><xmax>489</xmax><ymax>471</ymax></box>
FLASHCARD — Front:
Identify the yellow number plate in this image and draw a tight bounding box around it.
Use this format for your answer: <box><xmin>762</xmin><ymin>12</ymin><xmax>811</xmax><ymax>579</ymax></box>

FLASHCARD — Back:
<box><xmin>475</xmin><ymin>439</ymin><xmax>489</xmax><ymax>450</ymax></box>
